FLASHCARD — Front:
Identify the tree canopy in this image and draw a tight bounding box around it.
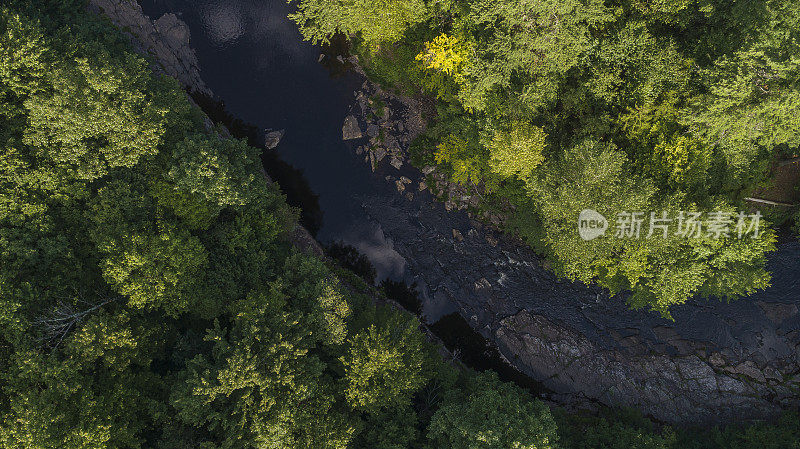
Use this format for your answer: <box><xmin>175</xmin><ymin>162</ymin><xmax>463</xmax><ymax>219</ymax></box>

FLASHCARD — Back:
<box><xmin>291</xmin><ymin>0</ymin><xmax>799</xmax><ymax>316</ymax></box>
<box><xmin>0</xmin><ymin>1</ymin><xmax>797</xmax><ymax>448</ymax></box>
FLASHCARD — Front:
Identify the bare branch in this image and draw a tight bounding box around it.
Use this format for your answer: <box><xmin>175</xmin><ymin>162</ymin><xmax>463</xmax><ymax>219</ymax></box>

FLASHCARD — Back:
<box><xmin>34</xmin><ymin>296</ymin><xmax>118</xmax><ymax>350</ymax></box>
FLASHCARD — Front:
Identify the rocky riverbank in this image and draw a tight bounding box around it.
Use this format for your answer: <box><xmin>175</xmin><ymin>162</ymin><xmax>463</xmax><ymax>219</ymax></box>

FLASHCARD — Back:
<box><xmin>88</xmin><ymin>0</ymin><xmax>211</xmax><ymax>96</ymax></box>
<box><xmin>92</xmin><ymin>0</ymin><xmax>800</xmax><ymax>425</ymax></box>
<box><xmin>342</xmin><ymin>63</ymin><xmax>513</xmax><ymax>228</ymax></box>
<box><xmin>87</xmin><ymin>0</ymin><xmax>324</xmax><ymax>254</ymax></box>
<box><xmin>340</xmin><ymin>56</ymin><xmax>800</xmax><ymax>424</ymax></box>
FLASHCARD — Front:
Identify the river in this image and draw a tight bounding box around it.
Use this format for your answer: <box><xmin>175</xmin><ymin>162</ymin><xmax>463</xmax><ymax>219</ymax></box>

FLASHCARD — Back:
<box><xmin>140</xmin><ymin>0</ymin><xmax>418</xmax><ymax>284</ymax></box>
<box><xmin>137</xmin><ymin>0</ymin><xmax>800</xmax><ymax>424</ymax></box>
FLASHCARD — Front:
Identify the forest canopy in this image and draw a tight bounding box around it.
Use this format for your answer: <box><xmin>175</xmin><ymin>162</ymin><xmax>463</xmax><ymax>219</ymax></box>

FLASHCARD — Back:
<box><xmin>289</xmin><ymin>0</ymin><xmax>799</xmax><ymax>317</ymax></box>
<box><xmin>0</xmin><ymin>0</ymin><xmax>797</xmax><ymax>448</ymax></box>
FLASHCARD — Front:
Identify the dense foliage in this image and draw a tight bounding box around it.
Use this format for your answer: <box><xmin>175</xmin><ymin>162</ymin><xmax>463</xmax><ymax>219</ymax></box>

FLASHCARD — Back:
<box><xmin>0</xmin><ymin>1</ymin><xmax>797</xmax><ymax>448</ymax></box>
<box><xmin>289</xmin><ymin>0</ymin><xmax>800</xmax><ymax>317</ymax></box>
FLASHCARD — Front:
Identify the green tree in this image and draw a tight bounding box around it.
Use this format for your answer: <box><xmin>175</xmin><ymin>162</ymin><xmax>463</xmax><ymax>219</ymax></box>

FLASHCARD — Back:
<box><xmin>684</xmin><ymin>1</ymin><xmax>800</xmax><ymax>191</ymax></box>
<box><xmin>525</xmin><ymin>140</ymin><xmax>774</xmax><ymax>316</ymax></box>
<box><xmin>170</xmin><ymin>291</ymin><xmax>354</xmax><ymax>449</ymax></box>
<box><xmin>487</xmin><ymin>121</ymin><xmax>547</xmax><ymax>180</ymax></box>
<box><xmin>289</xmin><ymin>0</ymin><xmax>428</xmax><ymax>47</ymax></box>
<box><xmin>342</xmin><ymin>308</ymin><xmax>431</xmax><ymax>412</ymax></box>
<box><xmin>427</xmin><ymin>372</ymin><xmax>559</xmax><ymax>449</ymax></box>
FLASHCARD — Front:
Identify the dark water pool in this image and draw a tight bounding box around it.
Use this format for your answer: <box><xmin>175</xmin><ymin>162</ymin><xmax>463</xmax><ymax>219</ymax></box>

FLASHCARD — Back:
<box><xmin>136</xmin><ymin>0</ymin><xmax>800</xmax><ymax>409</ymax></box>
<box><xmin>140</xmin><ymin>0</ymin><xmax>409</xmax><ymax>281</ymax></box>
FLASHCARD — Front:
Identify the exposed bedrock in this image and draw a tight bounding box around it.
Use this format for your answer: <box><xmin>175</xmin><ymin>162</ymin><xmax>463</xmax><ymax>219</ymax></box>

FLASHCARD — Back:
<box><xmin>359</xmin><ymin>190</ymin><xmax>800</xmax><ymax>424</ymax></box>
<box><xmin>92</xmin><ymin>0</ymin><xmax>800</xmax><ymax>425</ymax></box>
<box><xmin>88</xmin><ymin>0</ymin><xmax>211</xmax><ymax>96</ymax></box>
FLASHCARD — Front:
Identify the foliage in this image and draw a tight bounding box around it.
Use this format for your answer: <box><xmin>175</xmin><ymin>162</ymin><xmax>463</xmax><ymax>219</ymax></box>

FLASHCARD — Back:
<box><xmin>427</xmin><ymin>372</ymin><xmax>559</xmax><ymax>449</ymax></box>
<box><xmin>289</xmin><ymin>0</ymin><xmax>429</xmax><ymax>48</ymax></box>
<box><xmin>487</xmin><ymin>121</ymin><xmax>547</xmax><ymax>180</ymax></box>
<box><xmin>321</xmin><ymin>0</ymin><xmax>798</xmax><ymax>315</ymax></box>
<box><xmin>341</xmin><ymin>308</ymin><xmax>431</xmax><ymax>411</ymax></box>
<box><xmin>1</xmin><ymin>2</ymin><xmax>798</xmax><ymax>449</ymax></box>
<box><xmin>525</xmin><ymin>140</ymin><xmax>775</xmax><ymax>316</ymax></box>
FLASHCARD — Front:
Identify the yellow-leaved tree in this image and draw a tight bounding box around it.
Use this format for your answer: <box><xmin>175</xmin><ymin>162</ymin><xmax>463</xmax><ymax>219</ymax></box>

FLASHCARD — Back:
<box><xmin>488</xmin><ymin>121</ymin><xmax>547</xmax><ymax>181</ymax></box>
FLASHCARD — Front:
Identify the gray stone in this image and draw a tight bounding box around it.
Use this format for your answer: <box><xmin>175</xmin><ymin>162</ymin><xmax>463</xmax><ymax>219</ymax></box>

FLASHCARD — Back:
<box><xmin>88</xmin><ymin>0</ymin><xmax>212</xmax><ymax>95</ymax></box>
<box><xmin>264</xmin><ymin>129</ymin><xmax>285</xmax><ymax>149</ymax></box>
<box><xmin>367</xmin><ymin>123</ymin><xmax>380</xmax><ymax>138</ymax></box>
<box><xmin>374</xmin><ymin>147</ymin><xmax>387</xmax><ymax>162</ymax></box>
<box><xmin>757</xmin><ymin>301</ymin><xmax>798</xmax><ymax>325</ymax></box>
<box><xmin>342</xmin><ymin>115</ymin><xmax>363</xmax><ymax>140</ymax></box>
<box><xmin>390</xmin><ymin>156</ymin><xmax>403</xmax><ymax>170</ymax></box>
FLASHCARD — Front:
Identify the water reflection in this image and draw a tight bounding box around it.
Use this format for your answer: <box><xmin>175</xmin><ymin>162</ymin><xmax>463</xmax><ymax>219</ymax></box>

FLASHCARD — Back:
<box><xmin>140</xmin><ymin>0</ymin><xmax>407</xmax><ymax>283</ymax></box>
<box><xmin>201</xmin><ymin>2</ymin><xmax>245</xmax><ymax>45</ymax></box>
<box><xmin>346</xmin><ymin>225</ymin><xmax>406</xmax><ymax>280</ymax></box>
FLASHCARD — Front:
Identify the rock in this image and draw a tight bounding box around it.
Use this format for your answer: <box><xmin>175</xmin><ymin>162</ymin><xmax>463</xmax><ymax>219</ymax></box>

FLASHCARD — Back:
<box><xmin>452</xmin><ymin>229</ymin><xmax>464</xmax><ymax>241</ymax></box>
<box><xmin>318</xmin><ymin>54</ymin><xmax>324</xmax><ymax>63</ymax></box>
<box><xmin>264</xmin><ymin>129</ymin><xmax>285</xmax><ymax>149</ymax></box>
<box><xmin>355</xmin><ymin>146</ymin><xmax>364</xmax><ymax>155</ymax></box>
<box><xmin>405</xmin><ymin>192</ymin><xmax>414</xmax><ymax>201</ymax></box>
<box><xmin>155</xmin><ymin>13</ymin><xmax>189</xmax><ymax>44</ymax></box>
<box><xmin>342</xmin><ymin>115</ymin><xmax>362</xmax><ymax>140</ymax></box>
<box><xmin>390</xmin><ymin>156</ymin><xmax>403</xmax><ymax>170</ymax></box>
<box><xmin>757</xmin><ymin>302</ymin><xmax>798</xmax><ymax>325</ymax></box>
<box><xmin>395</xmin><ymin>179</ymin><xmax>406</xmax><ymax>193</ymax></box>
<box><xmin>367</xmin><ymin>123</ymin><xmax>380</xmax><ymax>138</ymax></box>
<box><xmin>418</xmin><ymin>181</ymin><xmax>428</xmax><ymax>191</ymax></box>
<box><xmin>87</xmin><ymin>0</ymin><xmax>212</xmax><ymax>95</ymax></box>
<box><xmin>384</xmin><ymin>135</ymin><xmax>401</xmax><ymax>150</ymax></box>
<box><xmin>422</xmin><ymin>166</ymin><xmax>436</xmax><ymax>175</ymax></box>
<box><xmin>708</xmin><ymin>352</ymin><xmax>726</xmax><ymax>368</ymax></box>
<box><xmin>374</xmin><ymin>147</ymin><xmax>387</xmax><ymax>162</ymax></box>
<box><xmin>729</xmin><ymin>361</ymin><xmax>766</xmax><ymax>383</ymax></box>
<box><xmin>485</xmin><ymin>235</ymin><xmax>499</xmax><ymax>247</ymax></box>
<box><xmin>400</xmin><ymin>176</ymin><xmax>412</xmax><ymax>185</ymax></box>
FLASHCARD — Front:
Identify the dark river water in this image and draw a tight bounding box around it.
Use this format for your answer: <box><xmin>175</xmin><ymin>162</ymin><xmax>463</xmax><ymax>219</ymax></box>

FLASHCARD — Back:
<box><xmin>137</xmin><ymin>0</ymin><xmax>800</xmax><ymax>416</ymax></box>
<box><xmin>139</xmin><ymin>0</ymin><xmax>800</xmax><ymax>305</ymax></box>
<box><xmin>138</xmin><ymin>0</ymin><xmax>800</xmax><ymax>310</ymax></box>
<box><xmin>140</xmin><ymin>0</ymin><xmax>410</xmax><ymax>281</ymax></box>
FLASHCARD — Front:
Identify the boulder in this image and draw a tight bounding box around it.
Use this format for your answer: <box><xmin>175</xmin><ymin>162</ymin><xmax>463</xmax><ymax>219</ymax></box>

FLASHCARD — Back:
<box><xmin>366</xmin><ymin>123</ymin><xmax>380</xmax><ymax>138</ymax></box>
<box><xmin>374</xmin><ymin>147</ymin><xmax>387</xmax><ymax>162</ymax></box>
<box><xmin>390</xmin><ymin>156</ymin><xmax>403</xmax><ymax>170</ymax></box>
<box><xmin>264</xmin><ymin>129</ymin><xmax>285</xmax><ymax>149</ymax></box>
<box><xmin>384</xmin><ymin>134</ymin><xmax>401</xmax><ymax>151</ymax></box>
<box><xmin>342</xmin><ymin>115</ymin><xmax>362</xmax><ymax>140</ymax></box>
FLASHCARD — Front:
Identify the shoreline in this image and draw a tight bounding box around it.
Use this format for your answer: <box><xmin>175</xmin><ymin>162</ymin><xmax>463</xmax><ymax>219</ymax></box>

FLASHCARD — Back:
<box><xmin>90</xmin><ymin>0</ymin><xmax>800</xmax><ymax>425</ymax></box>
